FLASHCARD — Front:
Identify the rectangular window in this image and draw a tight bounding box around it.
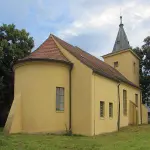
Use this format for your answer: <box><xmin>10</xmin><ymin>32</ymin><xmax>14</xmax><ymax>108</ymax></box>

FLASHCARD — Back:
<box><xmin>56</xmin><ymin>87</ymin><xmax>64</xmax><ymax>111</ymax></box>
<box><xmin>123</xmin><ymin>90</ymin><xmax>127</xmax><ymax>116</ymax></box>
<box><xmin>100</xmin><ymin>101</ymin><xmax>105</xmax><ymax>117</ymax></box>
<box><xmin>133</xmin><ymin>62</ymin><xmax>136</xmax><ymax>73</ymax></box>
<box><xmin>109</xmin><ymin>103</ymin><xmax>113</xmax><ymax>118</ymax></box>
<box><xmin>114</xmin><ymin>61</ymin><xmax>119</xmax><ymax>68</ymax></box>
<box><xmin>135</xmin><ymin>94</ymin><xmax>138</xmax><ymax>107</ymax></box>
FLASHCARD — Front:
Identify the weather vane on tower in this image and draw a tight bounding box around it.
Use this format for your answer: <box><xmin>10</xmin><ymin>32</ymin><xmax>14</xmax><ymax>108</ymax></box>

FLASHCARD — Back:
<box><xmin>119</xmin><ymin>8</ymin><xmax>123</xmax><ymax>26</ymax></box>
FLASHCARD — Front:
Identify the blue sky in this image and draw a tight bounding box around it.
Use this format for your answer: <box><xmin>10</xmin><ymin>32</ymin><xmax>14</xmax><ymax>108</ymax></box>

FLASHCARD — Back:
<box><xmin>1</xmin><ymin>0</ymin><xmax>150</xmax><ymax>57</ymax></box>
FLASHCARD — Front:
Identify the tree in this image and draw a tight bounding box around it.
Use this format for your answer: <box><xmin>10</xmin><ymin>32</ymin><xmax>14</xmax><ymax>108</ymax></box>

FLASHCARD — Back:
<box><xmin>0</xmin><ymin>24</ymin><xmax>34</xmax><ymax>126</ymax></box>
<box><xmin>133</xmin><ymin>36</ymin><xmax>150</xmax><ymax>104</ymax></box>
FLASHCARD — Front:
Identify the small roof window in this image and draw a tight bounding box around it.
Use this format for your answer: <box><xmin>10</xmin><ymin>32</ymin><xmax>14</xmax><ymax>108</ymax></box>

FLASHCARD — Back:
<box><xmin>114</xmin><ymin>61</ymin><xmax>119</xmax><ymax>68</ymax></box>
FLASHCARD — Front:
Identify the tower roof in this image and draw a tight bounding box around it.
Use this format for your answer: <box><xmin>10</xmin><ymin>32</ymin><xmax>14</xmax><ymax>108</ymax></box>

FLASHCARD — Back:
<box><xmin>112</xmin><ymin>16</ymin><xmax>130</xmax><ymax>52</ymax></box>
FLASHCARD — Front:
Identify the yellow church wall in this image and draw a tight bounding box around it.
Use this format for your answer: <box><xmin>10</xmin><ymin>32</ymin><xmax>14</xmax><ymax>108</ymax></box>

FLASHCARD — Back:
<box><xmin>53</xmin><ymin>38</ymin><xmax>93</xmax><ymax>136</ymax></box>
<box><xmin>119</xmin><ymin>83</ymin><xmax>141</xmax><ymax>127</ymax></box>
<box><xmin>103</xmin><ymin>50</ymin><xmax>139</xmax><ymax>86</ymax></box>
<box><xmin>92</xmin><ymin>73</ymin><xmax>142</xmax><ymax>135</ymax></box>
<box><xmin>12</xmin><ymin>61</ymin><xmax>70</xmax><ymax>133</ymax></box>
<box><xmin>5</xmin><ymin>39</ymin><xmax>146</xmax><ymax>136</ymax></box>
<box><xmin>92</xmin><ymin>73</ymin><xmax>118</xmax><ymax>135</ymax></box>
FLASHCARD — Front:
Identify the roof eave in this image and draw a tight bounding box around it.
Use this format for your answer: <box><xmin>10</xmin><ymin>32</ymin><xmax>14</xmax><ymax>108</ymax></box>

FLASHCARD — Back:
<box><xmin>93</xmin><ymin>70</ymin><xmax>119</xmax><ymax>82</ymax></box>
<box><xmin>102</xmin><ymin>49</ymin><xmax>129</xmax><ymax>58</ymax></box>
<box><xmin>14</xmin><ymin>58</ymin><xmax>73</xmax><ymax>68</ymax></box>
<box><xmin>102</xmin><ymin>49</ymin><xmax>141</xmax><ymax>60</ymax></box>
<box><xmin>93</xmin><ymin>70</ymin><xmax>140</xmax><ymax>89</ymax></box>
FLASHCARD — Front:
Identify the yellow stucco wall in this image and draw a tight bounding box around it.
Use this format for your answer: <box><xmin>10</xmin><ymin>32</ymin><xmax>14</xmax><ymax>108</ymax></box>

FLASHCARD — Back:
<box><xmin>141</xmin><ymin>104</ymin><xmax>148</xmax><ymax>124</ymax></box>
<box><xmin>103</xmin><ymin>50</ymin><xmax>139</xmax><ymax>86</ymax></box>
<box><xmin>119</xmin><ymin>83</ymin><xmax>141</xmax><ymax>127</ymax></box>
<box><xmin>92</xmin><ymin>73</ymin><xmax>118</xmax><ymax>135</ymax></box>
<box><xmin>8</xmin><ymin>61</ymin><xmax>70</xmax><ymax>134</ymax></box>
<box><xmin>92</xmin><ymin>73</ymin><xmax>142</xmax><ymax>135</ymax></box>
<box><xmin>53</xmin><ymin>38</ymin><xmax>93</xmax><ymax>136</ymax></box>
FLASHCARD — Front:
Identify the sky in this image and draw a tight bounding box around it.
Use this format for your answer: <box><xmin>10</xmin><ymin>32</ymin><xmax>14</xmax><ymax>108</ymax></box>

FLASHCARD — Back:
<box><xmin>0</xmin><ymin>0</ymin><xmax>150</xmax><ymax>57</ymax></box>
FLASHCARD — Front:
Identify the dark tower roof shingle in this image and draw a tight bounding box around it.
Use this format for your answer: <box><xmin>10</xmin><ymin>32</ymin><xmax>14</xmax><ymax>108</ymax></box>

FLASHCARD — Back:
<box><xmin>113</xmin><ymin>16</ymin><xmax>130</xmax><ymax>52</ymax></box>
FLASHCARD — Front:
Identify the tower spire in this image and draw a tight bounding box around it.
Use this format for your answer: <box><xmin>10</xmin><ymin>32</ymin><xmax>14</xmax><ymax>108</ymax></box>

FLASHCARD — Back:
<box><xmin>112</xmin><ymin>16</ymin><xmax>130</xmax><ymax>52</ymax></box>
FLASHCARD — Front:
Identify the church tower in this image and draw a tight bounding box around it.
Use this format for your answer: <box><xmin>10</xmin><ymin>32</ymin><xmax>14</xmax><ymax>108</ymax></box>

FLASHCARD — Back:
<box><xmin>103</xmin><ymin>16</ymin><xmax>140</xmax><ymax>86</ymax></box>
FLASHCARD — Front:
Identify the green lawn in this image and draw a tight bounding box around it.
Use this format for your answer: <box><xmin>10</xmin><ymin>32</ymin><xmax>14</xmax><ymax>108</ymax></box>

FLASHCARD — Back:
<box><xmin>0</xmin><ymin>125</ymin><xmax>150</xmax><ymax>150</ymax></box>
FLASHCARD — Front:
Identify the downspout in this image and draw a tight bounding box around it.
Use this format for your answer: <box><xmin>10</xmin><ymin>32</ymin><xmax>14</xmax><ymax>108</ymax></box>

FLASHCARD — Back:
<box><xmin>140</xmin><ymin>91</ymin><xmax>142</xmax><ymax>124</ymax></box>
<box><xmin>94</xmin><ymin>74</ymin><xmax>95</xmax><ymax>135</ymax></box>
<box><xmin>69</xmin><ymin>64</ymin><xmax>73</xmax><ymax>134</ymax></box>
<box><xmin>117</xmin><ymin>82</ymin><xmax>121</xmax><ymax>131</ymax></box>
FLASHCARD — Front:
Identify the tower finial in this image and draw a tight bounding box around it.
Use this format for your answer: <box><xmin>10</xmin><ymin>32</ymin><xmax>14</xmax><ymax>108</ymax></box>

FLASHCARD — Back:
<box><xmin>119</xmin><ymin>16</ymin><xmax>123</xmax><ymax>27</ymax></box>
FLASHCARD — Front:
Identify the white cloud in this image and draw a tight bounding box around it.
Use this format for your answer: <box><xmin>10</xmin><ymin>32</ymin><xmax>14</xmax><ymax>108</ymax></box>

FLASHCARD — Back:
<box><xmin>1</xmin><ymin>0</ymin><xmax>150</xmax><ymax>57</ymax></box>
<box><xmin>54</xmin><ymin>0</ymin><xmax>150</xmax><ymax>56</ymax></box>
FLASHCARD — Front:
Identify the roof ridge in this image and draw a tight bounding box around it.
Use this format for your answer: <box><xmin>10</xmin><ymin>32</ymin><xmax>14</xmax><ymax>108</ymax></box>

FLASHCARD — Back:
<box><xmin>52</xmin><ymin>35</ymin><xmax>103</xmax><ymax>63</ymax></box>
<box><xmin>51</xmin><ymin>34</ymin><xmax>72</xmax><ymax>63</ymax></box>
<box><xmin>52</xmin><ymin>34</ymin><xmax>76</xmax><ymax>48</ymax></box>
<box><xmin>55</xmin><ymin>40</ymin><xmax>128</xmax><ymax>80</ymax></box>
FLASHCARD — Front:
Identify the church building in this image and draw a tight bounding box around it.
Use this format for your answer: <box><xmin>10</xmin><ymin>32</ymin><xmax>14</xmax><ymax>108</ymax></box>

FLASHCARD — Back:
<box><xmin>4</xmin><ymin>17</ymin><xmax>148</xmax><ymax>136</ymax></box>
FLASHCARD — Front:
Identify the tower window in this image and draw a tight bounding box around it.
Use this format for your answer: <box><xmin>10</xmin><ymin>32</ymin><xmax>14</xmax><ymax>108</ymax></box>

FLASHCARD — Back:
<box><xmin>114</xmin><ymin>61</ymin><xmax>119</xmax><ymax>68</ymax></box>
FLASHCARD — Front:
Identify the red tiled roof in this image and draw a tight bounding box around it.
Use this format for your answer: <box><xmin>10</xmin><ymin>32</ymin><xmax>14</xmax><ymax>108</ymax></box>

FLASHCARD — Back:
<box><xmin>18</xmin><ymin>33</ymin><xmax>139</xmax><ymax>89</ymax></box>
<box><xmin>19</xmin><ymin>36</ymin><xmax>71</xmax><ymax>65</ymax></box>
<box><xmin>52</xmin><ymin>34</ymin><xmax>139</xmax><ymax>89</ymax></box>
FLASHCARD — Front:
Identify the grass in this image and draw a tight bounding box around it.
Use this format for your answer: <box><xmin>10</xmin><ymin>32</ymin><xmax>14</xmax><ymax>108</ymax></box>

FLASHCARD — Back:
<box><xmin>0</xmin><ymin>125</ymin><xmax>150</xmax><ymax>150</ymax></box>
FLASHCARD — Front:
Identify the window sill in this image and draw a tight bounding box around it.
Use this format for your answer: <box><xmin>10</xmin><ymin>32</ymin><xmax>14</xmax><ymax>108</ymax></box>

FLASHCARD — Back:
<box><xmin>56</xmin><ymin>111</ymin><xmax>64</xmax><ymax>113</ymax></box>
<box><xmin>109</xmin><ymin>117</ymin><xmax>113</xmax><ymax>120</ymax></box>
<box><xmin>100</xmin><ymin>117</ymin><xmax>105</xmax><ymax>120</ymax></box>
